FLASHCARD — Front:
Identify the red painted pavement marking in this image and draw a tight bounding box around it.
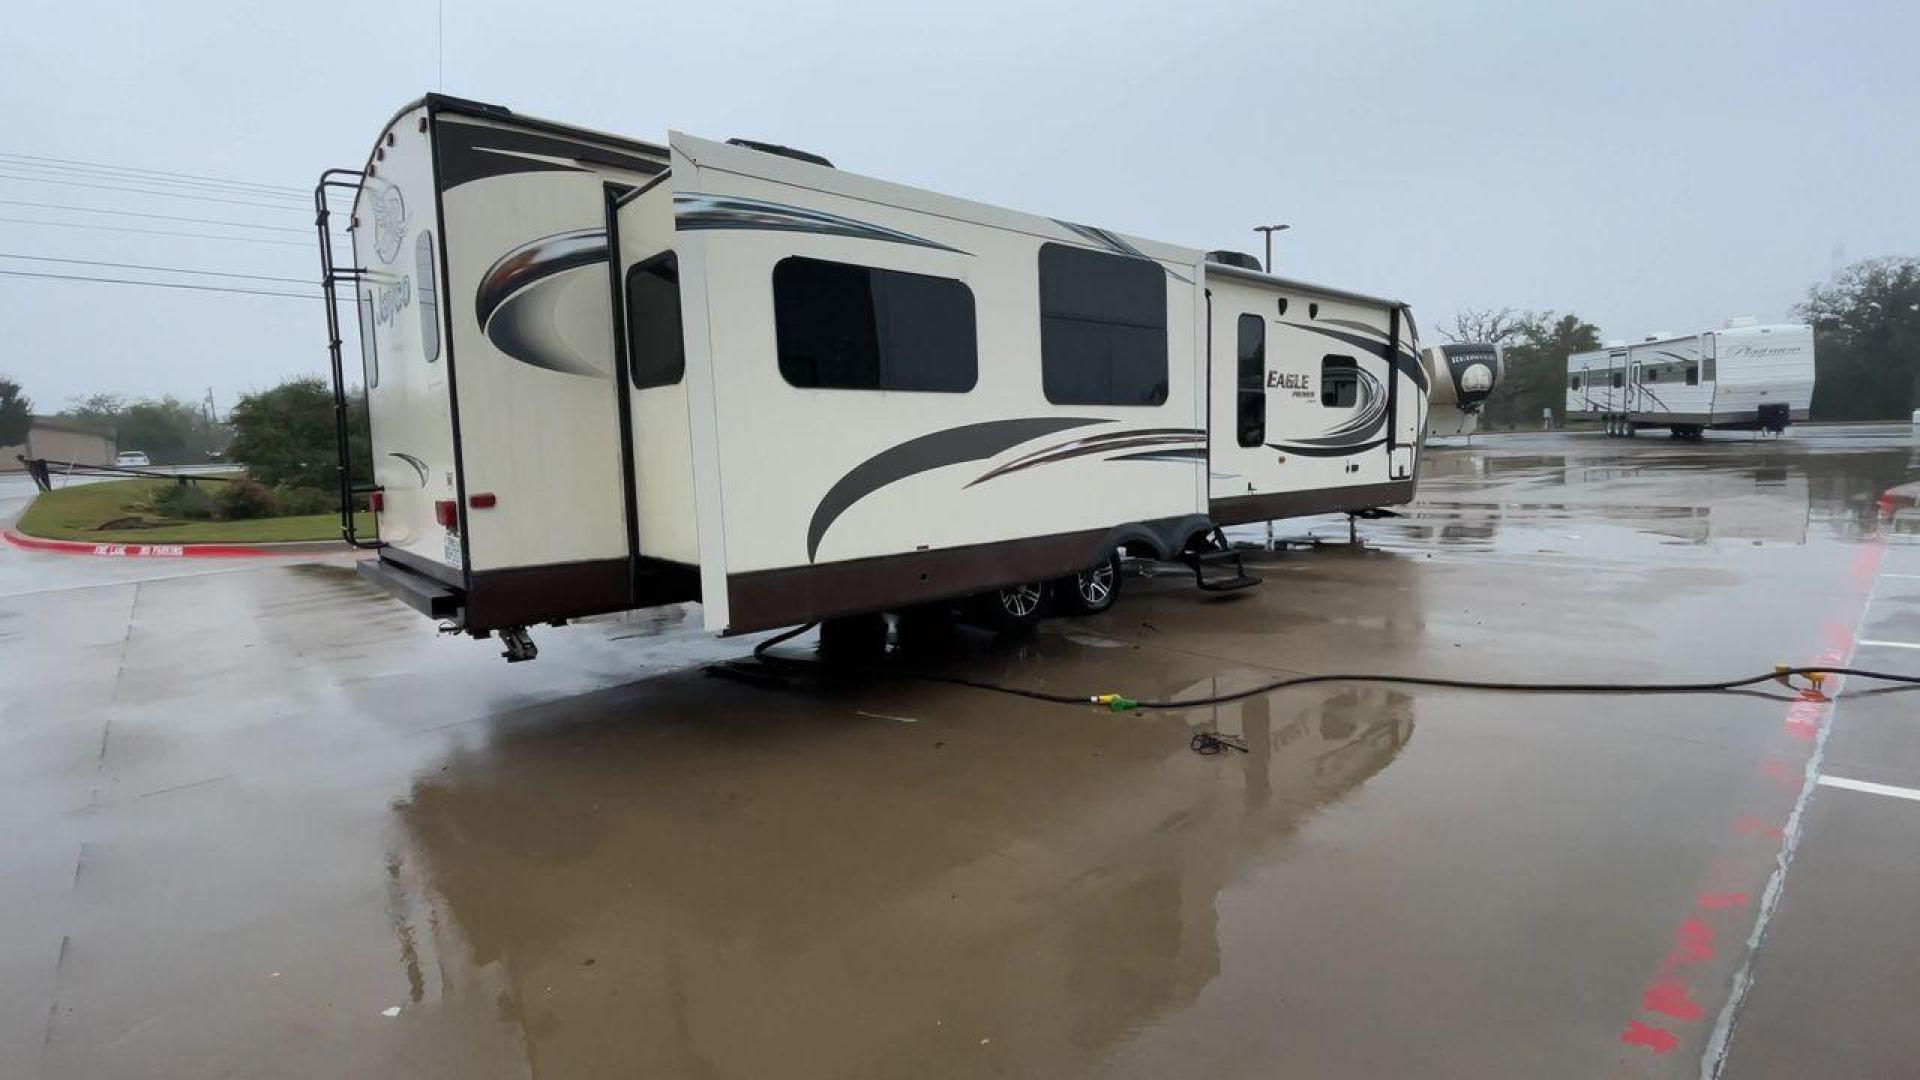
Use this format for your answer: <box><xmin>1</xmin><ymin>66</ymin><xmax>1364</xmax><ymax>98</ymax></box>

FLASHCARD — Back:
<box><xmin>1642</xmin><ymin>980</ymin><xmax>1706</xmax><ymax>1022</ymax></box>
<box><xmin>3</xmin><ymin>529</ymin><xmax>287</xmax><ymax>558</ymax></box>
<box><xmin>1620</xmin><ymin>1020</ymin><xmax>1681</xmax><ymax>1055</ymax></box>
<box><xmin>1617</xmin><ymin>529</ymin><xmax>1888</xmax><ymax>1064</ymax></box>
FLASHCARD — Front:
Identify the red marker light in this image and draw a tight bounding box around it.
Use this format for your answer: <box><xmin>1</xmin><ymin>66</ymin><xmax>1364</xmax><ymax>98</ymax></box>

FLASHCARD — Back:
<box><xmin>468</xmin><ymin>492</ymin><xmax>497</xmax><ymax>509</ymax></box>
<box><xmin>434</xmin><ymin>499</ymin><xmax>458</xmax><ymax>530</ymax></box>
<box><xmin>369</xmin><ymin>491</ymin><xmax>384</xmax><ymax>513</ymax></box>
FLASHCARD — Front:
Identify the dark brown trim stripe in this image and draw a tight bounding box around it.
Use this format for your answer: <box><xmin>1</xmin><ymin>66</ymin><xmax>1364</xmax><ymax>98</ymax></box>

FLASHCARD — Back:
<box><xmin>1210</xmin><ymin>480</ymin><xmax>1416</xmax><ymax>526</ymax></box>
<box><xmin>729</xmin><ymin>528</ymin><xmax>1114</xmax><ymax>634</ymax></box>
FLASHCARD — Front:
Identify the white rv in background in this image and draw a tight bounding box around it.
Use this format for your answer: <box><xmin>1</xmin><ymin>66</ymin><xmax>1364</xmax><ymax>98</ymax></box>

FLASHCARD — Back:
<box><xmin>1422</xmin><ymin>342</ymin><xmax>1505</xmax><ymax>437</ymax></box>
<box><xmin>1565</xmin><ymin>319</ymin><xmax>1815</xmax><ymax>438</ymax></box>
<box><xmin>320</xmin><ymin>95</ymin><xmax>1429</xmax><ymax>657</ymax></box>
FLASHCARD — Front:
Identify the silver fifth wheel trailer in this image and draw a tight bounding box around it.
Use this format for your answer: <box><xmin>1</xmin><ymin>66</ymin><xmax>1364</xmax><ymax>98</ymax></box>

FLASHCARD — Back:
<box><xmin>1564</xmin><ymin>319</ymin><xmax>1815</xmax><ymax>438</ymax></box>
<box><xmin>1422</xmin><ymin>342</ymin><xmax>1504</xmax><ymax>438</ymax></box>
<box><xmin>319</xmin><ymin>95</ymin><xmax>1429</xmax><ymax>657</ymax></box>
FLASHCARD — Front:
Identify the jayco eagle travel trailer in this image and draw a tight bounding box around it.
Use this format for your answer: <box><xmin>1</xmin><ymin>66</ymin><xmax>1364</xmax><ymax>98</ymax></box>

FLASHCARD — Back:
<box><xmin>1422</xmin><ymin>342</ymin><xmax>1504</xmax><ymax>437</ymax></box>
<box><xmin>320</xmin><ymin>95</ymin><xmax>1429</xmax><ymax>656</ymax></box>
<box><xmin>1564</xmin><ymin>320</ymin><xmax>1814</xmax><ymax>438</ymax></box>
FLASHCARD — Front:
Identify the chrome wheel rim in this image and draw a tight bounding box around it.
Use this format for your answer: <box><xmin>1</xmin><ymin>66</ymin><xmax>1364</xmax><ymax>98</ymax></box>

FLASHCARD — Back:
<box><xmin>1077</xmin><ymin>563</ymin><xmax>1114</xmax><ymax>607</ymax></box>
<box><xmin>999</xmin><ymin>583</ymin><xmax>1043</xmax><ymax>617</ymax></box>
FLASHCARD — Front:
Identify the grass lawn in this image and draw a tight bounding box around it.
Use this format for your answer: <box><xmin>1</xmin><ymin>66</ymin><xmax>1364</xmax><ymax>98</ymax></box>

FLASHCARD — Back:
<box><xmin>14</xmin><ymin>476</ymin><xmax>370</xmax><ymax>544</ymax></box>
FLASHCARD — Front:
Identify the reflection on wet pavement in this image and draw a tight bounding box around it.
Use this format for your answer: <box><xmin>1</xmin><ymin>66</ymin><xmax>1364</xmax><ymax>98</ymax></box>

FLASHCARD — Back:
<box><xmin>4</xmin><ymin>426</ymin><xmax>1918</xmax><ymax>1079</ymax></box>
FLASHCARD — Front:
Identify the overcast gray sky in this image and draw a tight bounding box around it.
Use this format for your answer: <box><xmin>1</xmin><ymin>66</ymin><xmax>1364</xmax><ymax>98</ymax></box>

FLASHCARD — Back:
<box><xmin>1</xmin><ymin>0</ymin><xmax>1914</xmax><ymax>410</ymax></box>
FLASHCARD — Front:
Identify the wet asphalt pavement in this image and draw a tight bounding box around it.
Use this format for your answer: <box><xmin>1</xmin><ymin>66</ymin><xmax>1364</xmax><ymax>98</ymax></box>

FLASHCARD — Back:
<box><xmin>3</xmin><ymin>426</ymin><xmax>1918</xmax><ymax>1079</ymax></box>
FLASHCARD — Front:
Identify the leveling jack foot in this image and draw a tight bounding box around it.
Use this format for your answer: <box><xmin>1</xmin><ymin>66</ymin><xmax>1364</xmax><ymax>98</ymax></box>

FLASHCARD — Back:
<box><xmin>499</xmin><ymin>627</ymin><xmax>538</xmax><ymax>663</ymax></box>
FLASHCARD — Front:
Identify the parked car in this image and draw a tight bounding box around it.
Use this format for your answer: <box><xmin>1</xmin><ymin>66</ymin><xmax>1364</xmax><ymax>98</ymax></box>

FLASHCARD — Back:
<box><xmin>115</xmin><ymin>451</ymin><xmax>151</xmax><ymax>467</ymax></box>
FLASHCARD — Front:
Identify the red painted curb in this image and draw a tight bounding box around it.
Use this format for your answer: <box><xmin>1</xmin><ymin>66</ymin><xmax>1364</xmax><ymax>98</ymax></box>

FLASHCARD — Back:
<box><xmin>3</xmin><ymin>529</ymin><xmax>336</xmax><ymax>558</ymax></box>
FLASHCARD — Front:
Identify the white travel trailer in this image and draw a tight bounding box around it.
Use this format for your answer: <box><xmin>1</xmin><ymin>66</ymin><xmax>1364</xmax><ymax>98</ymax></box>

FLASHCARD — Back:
<box><xmin>1422</xmin><ymin>342</ymin><xmax>1504</xmax><ymax>437</ymax></box>
<box><xmin>1564</xmin><ymin>320</ymin><xmax>1815</xmax><ymax>438</ymax></box>
<box><xmin>321</xmin><ymin>95</ymin><xmax>1428</xmax><ymax>656</ymax></box>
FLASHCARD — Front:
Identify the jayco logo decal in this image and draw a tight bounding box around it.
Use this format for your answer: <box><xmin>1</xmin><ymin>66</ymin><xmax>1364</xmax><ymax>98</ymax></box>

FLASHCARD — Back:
<box><xmin>374</xmin><ymin>275</ymin><xmax>412</xmax><ymax>327</ymax></box>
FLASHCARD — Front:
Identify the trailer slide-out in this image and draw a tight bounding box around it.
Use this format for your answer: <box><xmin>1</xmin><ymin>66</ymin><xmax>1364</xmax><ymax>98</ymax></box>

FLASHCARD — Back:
<box><xmin>320</xmin><ymin>94</ymin><xmax>1430</xmax><ymax>658</ymax></box>
<box><xmin>1565</xmin><ymin>319</ymin><xmax>1815</xmax><ymax>439</ymax></box>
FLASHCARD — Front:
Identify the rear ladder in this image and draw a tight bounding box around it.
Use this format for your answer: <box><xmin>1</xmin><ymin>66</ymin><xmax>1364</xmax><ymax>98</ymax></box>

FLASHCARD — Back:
<box><xmin>314</xmin><ymin>168</ymin><xmax>382</xmax><ymax>549</ymax></box>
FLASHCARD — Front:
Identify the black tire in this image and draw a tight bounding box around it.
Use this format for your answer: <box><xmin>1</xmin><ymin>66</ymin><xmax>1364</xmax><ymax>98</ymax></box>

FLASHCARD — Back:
<box><xmin>974</xmin><ymin>581</ymin><xmax>1050</xmax><ymax>632</ymax></box>
<box><xmin>1055</xmin><ymin>552</ymin><xmax>1123</xmax><ymax>616</ymax></box>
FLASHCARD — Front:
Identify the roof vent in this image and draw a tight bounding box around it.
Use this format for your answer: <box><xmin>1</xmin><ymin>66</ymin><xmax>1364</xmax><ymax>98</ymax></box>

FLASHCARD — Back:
<box><xmin>1205</xmin><ymin>250</ymin><xmax>1264</xmax><ymax>271</ymax></box>
<box><xmin>726</xmin><ymin>138</ymin><xmax>833</xmax><ymax>168</ymax></box>
<box><xmin>1724</xmin><ymin>316</ymin><xmax>1759</xmax><ymax>329</ymax></box>
<box><xmin>1645</xmin><ymin>331</ymin><xmax>1675</xmax><ymax>341</ymax></box>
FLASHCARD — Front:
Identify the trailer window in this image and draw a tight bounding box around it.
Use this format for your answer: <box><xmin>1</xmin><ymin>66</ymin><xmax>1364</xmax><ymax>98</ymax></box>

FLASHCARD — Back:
<box><xmin>416</xmin><ymin>230</ymin><xmax>440</xmax><ymax>364</ymax></box>
<box><xmin>1686</xmin><ymin>365</ymin><xmax>1699</xmax><ymax>386</ymax></box>
<box><xmin>1611</xmin><ymin>371</ymin><xmax>1624</xmax><ymax>389</ymax></box>
<box><xmin>1236</xmin><ymin>313</ymin><xmax>1265</xmax><ymax>446</ymax></box>
<box><xmin>1037</xmin><ymin>243</ymin><xmax>1168</xmax><ymax>406</ymax></box>
<box><xmin>773</xmin><ymin>257</ymin><xmax>977</xmax><ymax>392</ymax></box>
<box><xmin>1703</xmin><ymin>356</ymin><xmax>1716</xmax><ymax>381</ymax></box>
<box><xmin>625</xmin><ymin>253</ymin><xmax>685</xmax><ymax>388</ymax></box>
<box><xmin>1322</xmin><ymin>355</ymin><xmax>1359</xmax><ymax>408</ymax></box>
<box><xmin>1569</xmin><ymin>375</ymin><xmax>1580</xmax><ymax>391</ymax></box>
<box><xmin>357</xmin><ymin>291</ymin><xmax>377</xmax><ymax>388</ymax></box>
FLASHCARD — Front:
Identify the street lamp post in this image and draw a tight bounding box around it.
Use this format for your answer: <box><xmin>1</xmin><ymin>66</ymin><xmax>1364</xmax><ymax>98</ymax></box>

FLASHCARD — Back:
<box><xmin>1253</xmin><ymin>224</ymin><xmax>1290</xmax><ymax>273</ymax></box>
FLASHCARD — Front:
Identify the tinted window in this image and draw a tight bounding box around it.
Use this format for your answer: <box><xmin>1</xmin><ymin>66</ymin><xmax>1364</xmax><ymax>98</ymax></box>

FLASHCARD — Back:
<box><xmin>1237</xmin><ymin>313</ymin><xmax>1265</xmax><ymax>447</ymax></box>
<box><xmin>1569</xmin><ymin>375</ymin><xmax>1580</xmax><ymax>391</ymax></box>
<box><xmin>1611</xmin><ymin>371</ymin><xmax>1624</xmax><ymax>389</ymax></box>
<box><xmin>1686</xmin><ymin>365</ymin><xmax>1699</xmax><ymax>386</ymax></box>
<box><xmin>625</xmin><ymin>253</ymin><xmax>685</xmax><ymax>388</ymax></box>
<box><xmin>1038</xmin><ymin>243</ymin><xmax>1167</xmax><ymax>406</ymax></box>
<box><xmin>416</xmin><ymin>230</ymin><xmax>439</xmax><ymax>364</ymax></box>
<box><xmin>1703</xmin><ymin>356</ymin><xmax>1716</xmax><ymax>381</ymax></box>
<box><xmin>1322</xmin><ymin>355</ymin><xmax>1358</xmax><ymax>407</ymax></box>
<box><xmin>773</xmin><ymin>257</ymin><xmax>976</xmax><ymax>392</ymax></box>
<box><xmin>357</xmin><ymin>291</ymin><xmax>377</xmax><ymax>388</ymax></box>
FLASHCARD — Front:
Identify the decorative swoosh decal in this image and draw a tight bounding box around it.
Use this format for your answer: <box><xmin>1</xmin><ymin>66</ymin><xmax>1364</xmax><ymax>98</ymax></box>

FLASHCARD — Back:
<box><xmin>388</xmin><ymin>452</ymin><xmax>429</xmax><ymax>487</ymax></box>
<box><xmin>675</xmin><ymin>194</ymin><xmax>966</xmax><ymax>254</ymax></box>
<box><xmin>807</xmin><ymin>417</ymin><xmax>1111</xmax><ymax>561</ymax></box>
<box><xmin>1280</xmin><ymin>320</ymin><xmax>1429</xmax><ymax>392</ymax></box>
<box><xmin>1053</xmin><ymin>219</ymin><xmax>1194</xmax><ymax>285</ymax></box>
<box><xmin>474</xmin><ymin>229</ymin><xmax>614</xmax><ymax>377</ymax></box>
<box><xmin>965</xmin><ymin>428</ymin><xmax>1205</xmax><ymax>487</ymax></box>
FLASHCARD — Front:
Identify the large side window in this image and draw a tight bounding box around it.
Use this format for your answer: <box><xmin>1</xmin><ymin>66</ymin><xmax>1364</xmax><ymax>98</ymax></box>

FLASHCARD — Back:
<box><xmin>1037</xmin><ymin>243</ymin><xmax>1168</xmax><ymax>406</ymax></box>
<box><xmin>773</xmin><ymin>257</ymin><xmax>976</xmax><ymax>392</ymax></box>
<box><xmin>416</xmin><ymin>230</ymin><xmax>440</xmax><ymax>364</ymax></box>
<box><xmin>1611</xmin><ymin>370</ymin><xmax>1624</xmax><ymax>389</ymax></box>
<box><xmin>1321</xmin><ymin>355</ymin><xmax>1359</xmax><ymax>407</ymax></box>
<box><xmin>1236</xmin><ymin>313</ymin><xmax>1266</xmax><ymax>447</ymax></box>
<box><xmin>625</xmin><ymin>252</ymin><xmax>685</xmax><ymax>389</ymax></box>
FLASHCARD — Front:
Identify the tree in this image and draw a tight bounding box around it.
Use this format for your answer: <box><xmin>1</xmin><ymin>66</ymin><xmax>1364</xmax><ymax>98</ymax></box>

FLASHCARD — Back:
<box><xmin>227</xmin><ymin>376</ymin><xmax>369</xmax><ymax>497</ymax></box>
<box><xmin>59</xmin><ymin>392</ymin><xmax>229</xmax><ymax>464</ymax></box>
<box><xmin>0</xmin><ymin>376</ymin><xmax>31</xmax><ymax>447</ymax></box>
<box><xmin>1798</xmin><ymin>257</ymin><xmax>1920</xmax><ymax>420</ymax></box>
<box><xmin>1475</xmin><ymin>311</ymin><xmax>1602</xmax><ymax>430</ymax></box>
<box><xmin>1441</xmin><ymin>308</ymin><xmax>1531</xmax><ymax>347</ymax></box>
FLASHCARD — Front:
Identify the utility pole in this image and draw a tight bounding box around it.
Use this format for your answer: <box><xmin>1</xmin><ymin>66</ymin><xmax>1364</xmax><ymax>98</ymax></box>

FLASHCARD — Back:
<box><xmin>1253</xmin><ymin>224</ymin><xmax>1290</xmax><ymax>273</ymax></box>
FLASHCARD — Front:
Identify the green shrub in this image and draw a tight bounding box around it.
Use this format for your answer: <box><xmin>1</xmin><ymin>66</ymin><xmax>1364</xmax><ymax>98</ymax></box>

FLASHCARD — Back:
<box><xmin>272</xmin><ymin>485</ymin><xmax>335</xmax><ymax>516</ymax></box>
<box><xmin>216</xmin><ymin>479</ymin><xmax>280</xmax><ymax>520</ymax></box>
<box><xmin>149</xmin><ymin>481</ymin><xmax>217</xmax><ymax>520</ymax></box>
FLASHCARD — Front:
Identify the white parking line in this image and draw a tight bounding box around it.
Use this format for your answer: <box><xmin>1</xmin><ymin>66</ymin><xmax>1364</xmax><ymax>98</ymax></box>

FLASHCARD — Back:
<box><xmin>1818</xmin><ymin>774</ymin><xmax>1920</xmax><ymax>803</ymax></box>
<box><xmin>1856</xmin><ymin>639</ymin><xmax>1920</xmax><ymax>650</ymax></box>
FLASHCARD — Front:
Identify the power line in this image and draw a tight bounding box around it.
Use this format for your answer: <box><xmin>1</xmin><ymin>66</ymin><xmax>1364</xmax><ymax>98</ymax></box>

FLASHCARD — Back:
<box><xmin>0</xmin><ymin>156</ymin><xmax>357</xmax><ymax>208</ymax></box>
<box><xmin>0</xmin><ymin>252</ymin><xmax>318</xmax><ymax>285</ymax></box>
<box><xmin>0</xmin><ymin>150</ymin><xmax>309</xmax><ymax>196</ymax></box>
<box><xmin>0</xmin><ymin>171</ymin><xmax>322</xmax><ymax>211</ymax></box>
<box><xmin>0</xmin><ymin>267</ymin><xmax>352</xmax><ymax>302</ymax></box>
<box><xmin>0</xmin><ymin>198</ymin><xmax>320</xmax><ymax>235</ymax></box>
<box><xmin>0</xmin><ymin>216</ymin><xmax>312</xmax><ymax>248</ymax></box>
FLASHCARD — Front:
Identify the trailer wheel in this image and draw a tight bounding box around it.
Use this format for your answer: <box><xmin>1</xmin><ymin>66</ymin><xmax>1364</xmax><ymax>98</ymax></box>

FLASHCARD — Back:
<box><xmin>1056</xmin><ymin>552</ymin><xmax>1123</xmax><ymax>616</ymax></box>
<box><xmin>976</xmin><ymin>581</ymin><xmax>1050</xmax><ymax>632</ymax></box>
